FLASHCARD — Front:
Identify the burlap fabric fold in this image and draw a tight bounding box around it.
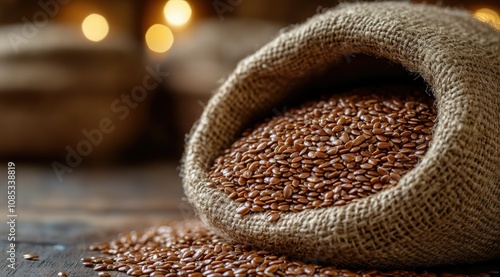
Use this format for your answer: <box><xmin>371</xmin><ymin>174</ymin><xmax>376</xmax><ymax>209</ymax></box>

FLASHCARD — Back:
<box><xmin>182</xmin><ymin>2</ymin><xmax>500</xmax><ymax>268</ymax></box>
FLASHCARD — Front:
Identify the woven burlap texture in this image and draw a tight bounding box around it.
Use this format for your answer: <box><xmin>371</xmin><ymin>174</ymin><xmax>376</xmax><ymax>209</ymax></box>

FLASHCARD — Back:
<box><xmin>182</xmin><ymin>1</ymin><xmax>500</xmax><ymax>268</ymax></box>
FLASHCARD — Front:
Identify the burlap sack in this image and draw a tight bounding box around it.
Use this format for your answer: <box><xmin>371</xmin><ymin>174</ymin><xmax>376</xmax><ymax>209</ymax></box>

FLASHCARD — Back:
<box><xmin>182</xmin><ymin>2</ymin><xmax>500</xmax><ymax>268</ymax></box>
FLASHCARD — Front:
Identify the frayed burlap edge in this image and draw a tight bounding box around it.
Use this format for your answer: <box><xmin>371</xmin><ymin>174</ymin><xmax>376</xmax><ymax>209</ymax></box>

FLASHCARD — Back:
<box><xmin>182</xmin><ymin>1</ymin><xmax>500</xmax><ymax>268</ymax></box>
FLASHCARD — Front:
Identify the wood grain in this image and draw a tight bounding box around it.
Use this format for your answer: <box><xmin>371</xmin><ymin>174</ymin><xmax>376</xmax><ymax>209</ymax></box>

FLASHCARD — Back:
<box><xmin>0</xmin><ymin>163</ymin><xmax>190</xmax><ymax>276</ymax></box>
<box><xmin>0</xmin><ymin>163</ymin><xmax>498</xmax><ymax>276</ymax></box>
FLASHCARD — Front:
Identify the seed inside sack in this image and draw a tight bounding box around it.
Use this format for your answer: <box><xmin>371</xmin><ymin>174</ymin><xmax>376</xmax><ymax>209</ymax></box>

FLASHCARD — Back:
<box><xmin>208</xmin><ymin>86</ymin><xmax>436</xmax><ymax>219</ymax></box>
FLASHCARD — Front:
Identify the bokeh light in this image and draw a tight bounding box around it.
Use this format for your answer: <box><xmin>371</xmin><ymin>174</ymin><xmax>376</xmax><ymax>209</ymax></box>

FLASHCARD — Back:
<box><xmin>474</xmin><ymin>8</ymin><xmax>500</xmax><ymax>30</ymax></box>
<box><xmin>163</xmin><ymin>0</ymin><xmax>192</xmax><ymax>27</ymax></box>
<box><xmin>145</xmin><ymin>24</ymin><xmax>174</xmax><ymax>53</ymax></box>
<box><xmin>82</xmin><ymin>14</ymin><xmax>109</xmax><ymax>42</ymax></box>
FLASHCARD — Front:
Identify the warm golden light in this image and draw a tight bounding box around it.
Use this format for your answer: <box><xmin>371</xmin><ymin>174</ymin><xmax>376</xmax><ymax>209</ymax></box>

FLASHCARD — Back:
<box><xmin>82</xmin><ymin>14</ymin><xmax>109</xmax><ymax>42</ymax></box>
<box><xmin>163</xmin><ymin>0</ymin><xmax>192</xmax><ymax>26</ymax></box>
<box><xmin>474</xmin><ymin>8</ymin><xmax>500</xmax><ymax>30</ymax></box>
<box><xmin>146</xmin><ymin>24</ymin><xmax>174</xmax><ymax>53</ymax></box>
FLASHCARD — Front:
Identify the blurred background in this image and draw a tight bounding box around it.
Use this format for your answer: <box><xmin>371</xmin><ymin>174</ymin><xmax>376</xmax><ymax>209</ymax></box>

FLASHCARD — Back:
<box><xmin>0</xmin><ymin>1</ymin><xmax>499</xmax><ymax>275</ymax></box>
<box><xmin>0</xmin><ymin>0</ymin><xmax>498</xmax><ymax>166</ymax></box>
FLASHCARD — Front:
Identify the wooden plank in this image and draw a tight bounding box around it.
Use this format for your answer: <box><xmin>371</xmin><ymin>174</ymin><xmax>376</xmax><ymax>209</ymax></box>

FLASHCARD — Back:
<box><xmin>2</xmin><ymin>237</ymin><xmax>106</xmax><ymax>277</ymax></box>
<box><xmin>0</xmin><ymin>163</ymin><xmax>498</xmax><ymax>276</ymax></box>
<box><xmin>1</xmin><ymin>162</ymin><xmax>189</xmax><ymax>276</ymax></box>
<box><xmin>3</xmin><ymin>231</ymin><xmax>499</xmax><ymax>276</ymax></box>
<box><xmin>1</xmin><ymin>217</ymin><xmax>188</xmax><ymax>277</ymax></box>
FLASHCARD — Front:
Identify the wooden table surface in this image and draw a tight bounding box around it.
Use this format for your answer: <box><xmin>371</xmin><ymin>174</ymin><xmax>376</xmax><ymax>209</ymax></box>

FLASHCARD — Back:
<box><xmin>0</xmin><ymin>162</ymin><xmax>498</xmax><ymax>277</ymax></box>
<box><xmin>0</xmin><ymin>162</ymin><xmax>190</xmax><ymax>277</ymax></box>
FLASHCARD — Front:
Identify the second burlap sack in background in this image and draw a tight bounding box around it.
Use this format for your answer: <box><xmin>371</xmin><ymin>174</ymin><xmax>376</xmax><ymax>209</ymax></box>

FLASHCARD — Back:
<box><xmin>182</xmin><ymin>2</ymin><xmax>500</xmax><ymax>268</ymax></box>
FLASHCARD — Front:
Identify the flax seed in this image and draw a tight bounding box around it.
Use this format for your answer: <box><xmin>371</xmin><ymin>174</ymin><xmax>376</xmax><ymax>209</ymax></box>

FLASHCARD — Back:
<box><xmin>23</xmin><ymin>253</ymin><xmax>39</xmax><ymax>260</ymax></box>
<box><xmin>208</xmin><ymin>88</ymin><xmax>435</xmax><ymax>220</ymax></box>
<box><xmin>267</xmin><ymin>212</ymin><xmax>281</xmax><ymax>222</ymax></box>
<box><xmin>94</xmin><ymin>264</ymin><xmax>107</xmax><ymax>271</ymax></box>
